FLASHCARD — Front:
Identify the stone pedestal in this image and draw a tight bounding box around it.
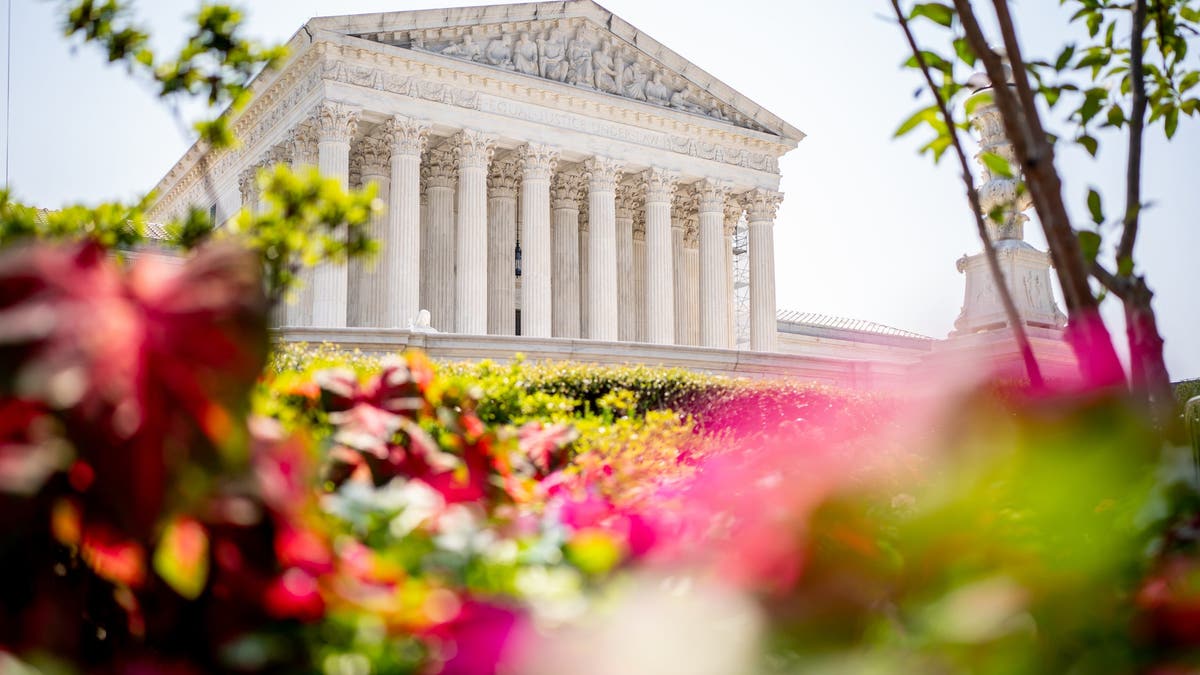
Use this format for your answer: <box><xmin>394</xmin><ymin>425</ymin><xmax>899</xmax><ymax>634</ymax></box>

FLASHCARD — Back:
<box><xmin>952</xmin><ymin>240</ymin><xmax>1066</xmax><ymax>335</ymax></box>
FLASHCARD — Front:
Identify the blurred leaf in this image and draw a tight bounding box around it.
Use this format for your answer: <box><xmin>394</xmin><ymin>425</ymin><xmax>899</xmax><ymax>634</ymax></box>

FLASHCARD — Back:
<box><xmin>911</xmin><ymin>2</ymin><xmax>955</xmax><ymax>27</ymax></box>
<box><xmin>153</xmin><ymin>517</ymin><xmax>210</xmax><ymax>600</ymax></box>
<box><xmin>1087</xmin><ymin>188</ymin><xmax>1104</xmax><ymax>225</ymax></box>
<box><xmin>980</xmin><ymin>152</ymin><xmax>1015</xmax><ymax>179</ymax></box>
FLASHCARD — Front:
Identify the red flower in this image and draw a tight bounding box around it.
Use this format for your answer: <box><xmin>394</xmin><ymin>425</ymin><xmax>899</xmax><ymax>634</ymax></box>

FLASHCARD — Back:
<box><xmin>0</xmin><ymin>241</ymin><xmax>268</xmax><ymax>539</ymax></box>
<box><xmin>263</xmin><ymin>567</ymin><xmax>325</xmax><ymax>622</ymax></box>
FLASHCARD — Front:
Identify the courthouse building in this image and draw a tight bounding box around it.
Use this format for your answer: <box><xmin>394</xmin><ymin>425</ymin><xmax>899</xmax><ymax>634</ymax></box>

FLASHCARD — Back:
<box><xmin>146</xmin><ymin>0</ymin><xmax>1073</xmax><ymax>385</ymax></box>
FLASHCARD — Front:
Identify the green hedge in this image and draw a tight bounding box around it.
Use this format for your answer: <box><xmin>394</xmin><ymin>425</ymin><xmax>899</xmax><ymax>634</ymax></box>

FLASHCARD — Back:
<box><xmin>269</xmin><ymin>343</ymin><xmax>881</xmax><ymax>438</ymax></box>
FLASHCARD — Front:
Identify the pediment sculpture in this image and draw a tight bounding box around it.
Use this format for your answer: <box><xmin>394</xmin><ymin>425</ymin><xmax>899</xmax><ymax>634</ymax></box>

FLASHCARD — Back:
<box><xmin>369</xmin><ymin>20</ymin><xmax>767</xmax><ymax>133</ymax></box>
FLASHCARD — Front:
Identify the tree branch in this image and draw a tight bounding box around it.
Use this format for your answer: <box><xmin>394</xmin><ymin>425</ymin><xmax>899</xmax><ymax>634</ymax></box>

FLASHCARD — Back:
<box><xmin>890</xmin><ymin>0</ymin><xmax>1043</xmax><ymax>387</ymax></box>
<box><xmin>955</xmin><ymin>0</ymin><xmax>1125</xmax><ymax>387</ymax></box>
<box><xmin>1118</xmin><ymin>0</ymin><xmax>1147</xmax><ymax>267</ymax></box>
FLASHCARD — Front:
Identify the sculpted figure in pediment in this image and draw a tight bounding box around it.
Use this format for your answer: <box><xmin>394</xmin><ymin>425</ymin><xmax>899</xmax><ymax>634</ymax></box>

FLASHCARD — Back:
<box><xmin>538</xmin><ymin>28</ymin><xmax>569</xmax><ymax>82</ymax></box>
<box><xmin>484</xmin><ymin>34</ymin><xmax>514</xmax><ymax>69</ymax></box>
<box><xmin>670</xmin><ymin>84</ymin><xmax>709</xmax><ymax>116</ymax></box>
<box><xmin>441</xmin><ymin>33</ymin><xmax>483</xmax><ymax>62</ymax></box>
<box><xmin>513</xmin><ymin>32</ymin><xmax>539</xmax><ymax>76</ymax></box>
<box><xmin>623</xmin><ymin>60</ymin><xmax>648</xmax><ymax>101</ymax></box>
<box><xmin>645</xmin><ymin>71</ymin><xmax>671</xmax><ymax>106</ymax></box>
<box><xmin>566</xmin><ymin>34</ymin><xmax>594</xmax><ymax>87</ymax></box>
<box><xmin>593</xmin><ymin>38</ymin><xmax>620</xmax><ymax>94</ymax></box>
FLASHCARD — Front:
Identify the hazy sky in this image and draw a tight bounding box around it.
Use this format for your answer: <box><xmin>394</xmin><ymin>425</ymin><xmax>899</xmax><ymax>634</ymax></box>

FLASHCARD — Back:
<box><xmin>2</xmin><ymin>0</ymin><xmax>1196</xmax><ymax>378</ymax></box>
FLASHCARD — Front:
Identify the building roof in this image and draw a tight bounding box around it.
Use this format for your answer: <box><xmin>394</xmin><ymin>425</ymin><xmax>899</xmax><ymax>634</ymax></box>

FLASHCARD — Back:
<box><xmin>307</xmin><ymin>0</ymin><xmax>806</xmax><ymax>142</ymax></box>
<box><xmin>777</xmin><ymin>309</ymin><xmax>934</xmax><ymax>347</ymax></box>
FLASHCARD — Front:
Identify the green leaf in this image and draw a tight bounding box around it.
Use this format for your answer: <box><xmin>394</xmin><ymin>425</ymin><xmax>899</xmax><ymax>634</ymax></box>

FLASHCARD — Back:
<box><xmin>1055</xmin><ymin>45</ymin><xmax>1076</xmax><ymax>71</ymax></box>
<box><xmin>1086</xmin><ymin>188</ymin><xmax>1104</xmax><ymax>225</ymax></box>
<box><xmin>1165</xmin><ymin>105</ymin><xmax>1180</xmax><ymax>138</ymax></box>
<box><xmin>953</xmin><ymin>37</ymin><xmax>976</xmax><ymax>67</ymax></box>
<box><xmin>1087</xmin><ymin>11</ymin><xmax>1102</xmax><ymax>37</ymax></box>
<box><xmin>911</xmin><ymin>2</ymin><xmax>955</xmax><ymax>27</ymax></box>
<box><xmin>1105</xmin><ymin>105</ymin><xmax>1126</xmax><ymax>128</ymax></box>
<box><xmin>1181</xmin><ymin>71</ymin><xmax>1200</xmax><ymax>94</ymax></box>
<box><xmin>980</xmin><ymin>152</ymin><xmax>1015</xmax><ymax>179</ymax></box>
<box><xmin>1078</xmin><ymin>230</ymin><xmax>1102</xmax><ymax>263</ymax></box>
<box><xmin>894</xmin><ymin>105</ymin><xmax>938</xmax><ymax>138</ymax></box>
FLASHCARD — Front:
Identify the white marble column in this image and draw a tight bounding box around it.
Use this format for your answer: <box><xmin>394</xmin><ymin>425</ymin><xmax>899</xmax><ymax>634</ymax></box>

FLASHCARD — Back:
<box><xmin>583</xmin><ymin>157</ymin><xmax>621</xmax><ymax>341</ymax></box>
<box><xmin>487</xmin><ymin>157</ymin><xmax>520</xmax><ymax>335</ymax></box>
<box><xmin>349</xmin><ymin>135</ymin><xmax>391</xmax><ymax>327</ymax></box>
<box><xmin>518</xmin><ymin>143</ymin><xmax>559</xmax><ymax>338</ymax></box>
<box><xmin>615</xmin><ymin>183</ymin><xmax>637</xmax><ymax>342</ymax></box>
<box><xmin>671</xmin><ymin>189</ymin><xmax>692</xmax><ymax>345</ymax></box>
<box><xmin>578</xmin><ymin>202</ymin><xmax>589</xmax><ymax>337</ymax></box>
<box><xmin>724</xmin><ymin>200</ymin><xmax>742</xmax><ymax>348</ymax></box>
<box><xmin>424</xmin><ymin>144</ymin><xmax>457</xmax><ymax>332</ymax></box>
<box><xmin>683</xmin><ymin>220</ymin><xmax>700</xmax><ymax>346</ymax></box>
<box><xmin>382</xmin><ymin>115</ymin><xmax>429</xmax><ymax>328</ymax></box>
<box><xmin>744</xmin><ymin>188</ymin><xmax>783</xmax><ymax>352</ymax></box>
<box><xmin>551</xmin><ymin>170</ymin><xmax>583</xmax><ymax>338</ymax></box>
<box><xmin>419</xmin><ymin>173</ymin><xmax>430</xmax><ymax>315</ymax></box>
<box><xmin>697</xmin><ymin>179</ymin><xmax>729</xmax><ymax>348</ymax></box>
<box><xmin>312</xmin><ymin>101</ymin><xmax>360</xmax><ymax>328</ymax></box>
<box><xmin>642</xmin><ymin>168</ymin><xmax>677</xmax><ymax>344</ymax></box>
<box><xmin>632</xmin><ymin>217</ymin><xmax>647</xmax><ymax>342</ymax></box>
<box><xmin>454</xmin><ymin>130</ymin><xmax>496</xmax><ymax>335</ymax></box>
<box><xmin>285</xmin><ymin>122</ymin><xmax>319</xmax><ymax>327</ymax></box>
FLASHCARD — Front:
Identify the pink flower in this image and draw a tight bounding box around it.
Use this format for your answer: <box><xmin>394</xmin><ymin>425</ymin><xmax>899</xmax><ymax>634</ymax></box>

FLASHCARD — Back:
<box><xmin>424</xmin><ymin>598</ymin><xmax>524</xmax><ymax>675</ymax></box>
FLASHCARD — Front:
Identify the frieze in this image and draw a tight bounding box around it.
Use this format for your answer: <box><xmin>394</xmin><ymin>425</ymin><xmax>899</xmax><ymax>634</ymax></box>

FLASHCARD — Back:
<box><xmin>317</xmin><ymin>48</ymin><xmax>780</xmax><ymax>173</ymax></box>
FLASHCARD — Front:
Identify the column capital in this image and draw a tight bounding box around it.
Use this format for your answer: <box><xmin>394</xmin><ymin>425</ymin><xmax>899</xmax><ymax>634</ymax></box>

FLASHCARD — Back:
<box><xmin>288</xmin><ymin>121</ymin><xmax>319</xmax><ymax>166</ymax></box>
<box><xmin>382</xmin><ymin>115</ymin><xmax>430</xmax><ymax>157</ymax></box>
<box><xmin>583</xmin><ymin>156</ymin><xmax>623</xmax><ymax>192</ymax></box>
<box><xmin>640</xmin><ymin>167</ymin><xmax>678</xmax><ymax>204</ymax></box>
<box><xmin>314</xmin><ymin>101</ymin><xmax>360</xmax><ymax>143</ymax></box>
<box><xmin>488</xmin><ymin>156</ymin><xmax>522</xmax><ymax>198</ymax></box>
<box><xmin>424</xmin><ymin>144</ymin><xmax>458</xmax><ymax>188</ymax></box>
<box><xmin>696</xmin><ymin>179</ymin><xmax>731</xmax><ymax>213</ymax></box>
<box><xmin>723</xmin><ymin>200</ymin><xmax>744</xmax><ymax>236</ymax></box>
<box><xmin>616</xmin><ymin>182</ymin><xmax>640</xmax><ymax>220</ymax></box>
<box><xmin>354</xmin><ymin>135</ymin><xmax>391</xmax><ymax>178</ymax></box>
<box><xmin>518</xmin><ymin>143</ymin><xmax>560</xmax><ymax>181</ymax></box>
<box><xmin>551</xmin><ymin>170</ymin><xmax>585</xmax><ymax>210</ymax></box>
<box><xmin>453</xmin><ymin>129</ymin><xmax>497</xmax><ymax>171</ymax></box>
<box><xmin>742</xmin><ymin>188</ymin><xmax>783</xmax><ymax>223</ymax></box>
<box><xmin>672</xmin><ymin>185</ymin><xmax>697</xmax><ymax>224</ymax></box>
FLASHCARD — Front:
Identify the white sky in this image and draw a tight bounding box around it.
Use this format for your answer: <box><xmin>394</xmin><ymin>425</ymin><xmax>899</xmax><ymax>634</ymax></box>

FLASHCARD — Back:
<box><xmin>2</xmin><ymin>0</ymin><xmax>1196</xmax><ymax>379</ymax></box>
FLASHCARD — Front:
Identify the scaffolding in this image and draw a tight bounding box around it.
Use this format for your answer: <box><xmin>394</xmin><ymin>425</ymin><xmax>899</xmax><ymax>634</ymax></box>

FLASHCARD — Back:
<box><xmin>732</xmin><ymin>217</ymin><xmax>750</xmax><ymax>348</ymax></box>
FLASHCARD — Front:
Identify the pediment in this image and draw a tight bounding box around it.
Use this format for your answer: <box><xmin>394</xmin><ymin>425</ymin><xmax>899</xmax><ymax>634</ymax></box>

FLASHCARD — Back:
<box><xmin>307</xmin><ymin>1</ymin><xmax>804</xmax><ymax>142</ymax></box>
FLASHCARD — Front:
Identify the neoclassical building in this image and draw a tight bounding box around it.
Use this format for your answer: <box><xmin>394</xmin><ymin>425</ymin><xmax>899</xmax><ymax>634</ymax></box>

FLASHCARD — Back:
<box><xmin>148</xmin><ymin>0</ymin><xmax>799</xmax><ymax>352</ymax></box>
<box><xmin>146</xmin><ymin>1</ymin><xmax>1074</xmax><ymax>385</ymax></box>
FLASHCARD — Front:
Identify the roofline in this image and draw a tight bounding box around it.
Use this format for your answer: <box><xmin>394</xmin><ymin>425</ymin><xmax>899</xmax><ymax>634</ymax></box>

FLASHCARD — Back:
<box><xmin>306</xmin><ymin>0</ymin><xmax>806</xmax><ymax>143</ymax></box>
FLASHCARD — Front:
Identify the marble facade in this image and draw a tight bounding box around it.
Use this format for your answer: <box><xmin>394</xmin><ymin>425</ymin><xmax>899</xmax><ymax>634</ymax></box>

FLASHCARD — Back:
<box><xmin>147</xmin><ymin>0</ymin><xmax>803</xmax><ymax>352</ymax></box>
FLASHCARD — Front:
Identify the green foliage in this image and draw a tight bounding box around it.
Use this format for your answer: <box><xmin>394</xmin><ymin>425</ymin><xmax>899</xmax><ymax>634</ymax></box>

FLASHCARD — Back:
<box><xmin>60</xmin><ymin>1</ymin><xmax>287</xmax><ymax>148</ymax></box>
<box><xmin>0</xmin><ymin>189</ymin><xmax>150</xmax><ymax>250</ymax></box>
<box><xmin>0</xmin><ymin>166</ymin><xmax>378</xmax><ymax>304</ymax></box>
<box><xmin>225</xmin><ymin>165</ymin><xmax>379</xmax><ymax>302</ymax></box>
